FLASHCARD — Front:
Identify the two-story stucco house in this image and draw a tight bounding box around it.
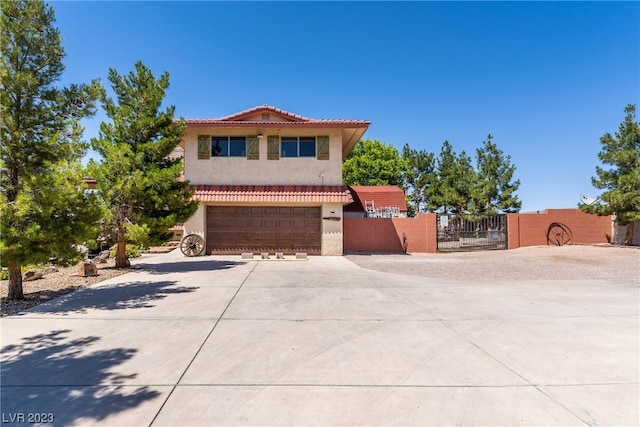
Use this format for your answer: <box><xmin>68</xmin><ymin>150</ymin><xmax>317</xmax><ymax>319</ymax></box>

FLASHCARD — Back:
<box><xmin>181</xmin><ymin>105</ymin><xmax>370</xmax><ymax>256</ymax></box>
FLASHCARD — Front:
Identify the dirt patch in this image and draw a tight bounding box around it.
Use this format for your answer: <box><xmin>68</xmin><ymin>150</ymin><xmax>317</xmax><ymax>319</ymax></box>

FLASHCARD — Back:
<box><xmin>346</xmin><ymin>245</ymin><xmax>640</xmax><ymax>285</ymax></box>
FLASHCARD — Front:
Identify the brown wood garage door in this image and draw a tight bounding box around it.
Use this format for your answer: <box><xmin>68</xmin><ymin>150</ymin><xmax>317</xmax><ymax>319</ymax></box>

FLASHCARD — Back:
<box><xmin>206</xmin><ymin>206</ymin><xmax>321</xmax><ymax>255</ymax></box>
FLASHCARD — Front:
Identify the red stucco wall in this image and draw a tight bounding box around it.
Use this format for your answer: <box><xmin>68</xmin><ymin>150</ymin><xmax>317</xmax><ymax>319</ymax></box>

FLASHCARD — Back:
<box><xmin>344</xmin><ymin>209</ymin><xmax>611</xmax><ymax>254</ymax></box>
<box><xmin>344</xmin><ymin>213</ymin><xmax>436</xmax><ymax>253</ymax></box>
<box><xmin>507</xmin><ymin>209</ymin><xmax>611</xmax><ymax>249</ymax></box>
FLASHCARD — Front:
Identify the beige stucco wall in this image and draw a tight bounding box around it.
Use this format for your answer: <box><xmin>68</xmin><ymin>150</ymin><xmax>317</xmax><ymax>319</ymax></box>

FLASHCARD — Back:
<box><xmin>321</xmin><ymin>203</ymin><xmax>344</xmax><ymax>256</ymax></box>
<box><xmin>183</xmin><ymin>203</ymin><xmax>205</xmax><ymax>237</ymax></box>
<box><xmin>183</xmin><ymin>128</ymin><xmax>344</xmax><ymax>186</ymax></box>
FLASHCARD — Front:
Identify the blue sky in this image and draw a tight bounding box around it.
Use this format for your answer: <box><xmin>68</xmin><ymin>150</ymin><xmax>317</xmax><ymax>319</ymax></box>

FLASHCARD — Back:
<box><xmin>52</xmin><ymin>1</ymin><xmax>639</xmax><ymax>212</ymax></box>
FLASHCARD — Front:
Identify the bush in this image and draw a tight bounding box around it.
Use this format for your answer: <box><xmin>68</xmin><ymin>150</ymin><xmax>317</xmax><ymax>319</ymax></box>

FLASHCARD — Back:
<box><xmin>127</xmin><ymin>223</ymin><xmax>152</xmax><ymax>250</ymax></box>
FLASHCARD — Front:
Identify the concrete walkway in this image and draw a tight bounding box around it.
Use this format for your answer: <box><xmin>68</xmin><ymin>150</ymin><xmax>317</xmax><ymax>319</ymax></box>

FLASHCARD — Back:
<box><xmin>1</xmin><ymin>251</ymin><xmax>638</xmax><ymax>426</ymax></box>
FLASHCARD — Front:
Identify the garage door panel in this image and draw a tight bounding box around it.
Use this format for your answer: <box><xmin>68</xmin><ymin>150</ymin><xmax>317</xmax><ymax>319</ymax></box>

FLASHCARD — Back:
<box><xmin>264</xmin><ymin>219</ymin><xmax>277</xmax><ymax>228</ymax></box>
<box><xmin>262</xmin><ymin>231</ymin><xmax>278</xmax><ymax>240</ymax></box>
<box><xmin>278</xmin><ymin>219</ymin><xmax>292</xmax><ymax>228</ymax></box>
<box><xmin>220</xmin><ymin>218</ymin><xmax>235</xmax><ymax>228</ymax></box>
<box><xmin>292</xmin><ymin>218</ymin><xmax>307</xmax><ymax>228</ymax></box>
<box><xmin>236</xmin><ymin>218</ymin><xmax>251</xmax><ymax>228</ymax></box>
<box><xmin>277</xmin><ymin>233</ymin><xmax>293</xmax><ymax>244</ymax></box>
<box><xmin>215</xmin><ymin>232</ymin><xmax>237</xmax><ymax>243</ymax></box>
<box><xmin>235</xmin><ymin>232</ymin><xmax>253</xmax><ymax>241</ymax></box>
<box><xmin>207</xmin><ymin>206</ymin><xmax>321</xmax><ymax>255</ymax></box>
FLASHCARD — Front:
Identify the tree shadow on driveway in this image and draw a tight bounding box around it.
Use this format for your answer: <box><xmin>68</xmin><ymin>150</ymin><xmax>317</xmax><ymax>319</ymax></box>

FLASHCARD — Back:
<box><xmin>133</xmin><ymin>258</ymin><xmax>246</xmax><ymax>275</ymax></box>
<box><xmin>20</xmin><ymin>280</ymin><xmax>196</xmax><ymax>316</ymax></box>
<box><xmin>1</xmin><ymin>329</ymin><xmax>162</xmax><ymax>426</ymax></box>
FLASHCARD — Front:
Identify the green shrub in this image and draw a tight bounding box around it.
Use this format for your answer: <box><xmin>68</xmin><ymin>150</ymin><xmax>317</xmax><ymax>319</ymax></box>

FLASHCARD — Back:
<box><xmin>127</xmin><ymin>223</ymin><xmax>152</xmax><ymax>250</ymax></box>
<box><xmin>110</xmin><ymin>244</ymin><xmax>142</xmax><ymax>259</ymax></box>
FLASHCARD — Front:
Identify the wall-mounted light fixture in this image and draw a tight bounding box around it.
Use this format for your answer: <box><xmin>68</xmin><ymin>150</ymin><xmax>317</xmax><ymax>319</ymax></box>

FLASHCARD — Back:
<box><xmin>257</xmin><ymin>133</ymin><xmax>264</xmax><ymax>139</ymax></box>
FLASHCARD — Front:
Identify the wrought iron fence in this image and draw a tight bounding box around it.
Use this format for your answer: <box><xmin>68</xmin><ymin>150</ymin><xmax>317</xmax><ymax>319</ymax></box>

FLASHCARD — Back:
<box><xmin>436</xmin><ymin>214</ymin><xmax>507</xmax><ymax>251</ymax></box>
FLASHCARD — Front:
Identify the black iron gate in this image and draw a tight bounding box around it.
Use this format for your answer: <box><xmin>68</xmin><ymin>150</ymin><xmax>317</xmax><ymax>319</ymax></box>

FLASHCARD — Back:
<box><xmin>436</xmin><ymin>214</ymin><xmax>507</xmax><ymax>252</ymax></box>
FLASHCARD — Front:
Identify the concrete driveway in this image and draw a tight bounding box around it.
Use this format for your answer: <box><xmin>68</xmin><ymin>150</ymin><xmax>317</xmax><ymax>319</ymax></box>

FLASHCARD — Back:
<box><xmin>1</xmin><ymin>250</ymin><xmax>638</xmax><ymax>426</ymax></box>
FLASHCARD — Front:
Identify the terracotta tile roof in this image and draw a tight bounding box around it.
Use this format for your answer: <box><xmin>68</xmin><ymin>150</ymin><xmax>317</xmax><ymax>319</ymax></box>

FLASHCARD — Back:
<box><xmin>217</xmin><ymin>105</ymin><xmax>309</xmax><ymax>122</ymax></box>
<box><xmin>345</xmin><ymin>186</ymin><xmax>407</xmax><ymax>212</ymax></box>
<box><xmin>183</xmin><ymin>105</ymin><xmax>370</xmax><ymax>128</ymax></box>
<box><xmin>190</xmin><ymin>185</ymin><xmax>354</xmax><ymax>204</ymax></box>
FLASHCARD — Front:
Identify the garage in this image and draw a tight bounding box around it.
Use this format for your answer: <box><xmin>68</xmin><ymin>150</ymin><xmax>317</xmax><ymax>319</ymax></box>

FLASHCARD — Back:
<box><xmin>206</xmin><ymin>206</ymin><xmax>321</xmax><ymax>255</ymax></box>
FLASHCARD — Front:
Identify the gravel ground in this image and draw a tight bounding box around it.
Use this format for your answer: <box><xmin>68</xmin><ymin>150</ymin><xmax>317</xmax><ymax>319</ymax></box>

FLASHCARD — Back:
<box><xmin>1</xmin><ymin>260</ymin><xmax>135</xmax><ymax>317</ymax></box>
<box><xmin>346</xmin><ymin>244</ymin><xmax>640</xmax><ymax>285</ymax></box>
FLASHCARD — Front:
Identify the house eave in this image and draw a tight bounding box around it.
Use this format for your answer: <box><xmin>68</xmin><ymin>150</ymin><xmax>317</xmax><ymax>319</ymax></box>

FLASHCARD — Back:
<box><xmin>183</xmin><ymin>121</ymin><xmax>370</xmax><ymax>129</ymax></box>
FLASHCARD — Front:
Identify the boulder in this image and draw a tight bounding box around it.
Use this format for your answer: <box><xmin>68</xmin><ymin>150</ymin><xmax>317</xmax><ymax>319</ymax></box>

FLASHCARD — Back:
<box><xmin>23</xmin><ymin>271</ymin><xmax>44</xmax><ymax>281</ymax></box>
<box><xmin>23</xmin><ymin>269</ymin><xmax>38</xmax><ymax>279</ymax></box>
<box><xmin>77</xmin><ymin>261</ymin><xmax>98</xmax><ymax>277</ymax></box>
<box><xmin>92</xmin><ymin>250</ymin><xmax>111</xmax><ymax>264</ymax></box>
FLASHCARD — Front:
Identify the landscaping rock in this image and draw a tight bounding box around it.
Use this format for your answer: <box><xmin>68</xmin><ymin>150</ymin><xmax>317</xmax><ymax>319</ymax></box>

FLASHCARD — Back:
<box><xmin>23</xmin><ymin>269</ymin><xmax>38</xmax><ymax>279</ymax></box>
<box><xmin>77</xmin><ymin>261</ymin><xmax>98</xmax><ymax>277</ymax></box>
<box><xmin>92</xmin><ymin>250</ymin><xmax>111</xmax><ymax>264</ymax></box>
<box><xmin>23</xmin><ymin>271</ymin><xmax>44</xmax><ymax>281</ymax></box>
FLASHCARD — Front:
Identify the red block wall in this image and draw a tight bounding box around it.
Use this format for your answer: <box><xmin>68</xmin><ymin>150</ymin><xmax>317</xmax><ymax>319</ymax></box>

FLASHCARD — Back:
<box><xmin>343</xmin><ymin>213</ymin><xmax>436</xmax><ymax>254</ymax></box>
<box><xmin>507</xmin><ymin>209</ymin><xmax>612</xmax><ymax>249</ymax></box>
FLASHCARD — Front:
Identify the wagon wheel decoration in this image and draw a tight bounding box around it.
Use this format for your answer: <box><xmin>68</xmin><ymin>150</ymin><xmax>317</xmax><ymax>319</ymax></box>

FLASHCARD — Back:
<box><xmin>546</xmin><ymin>222</ymin><xmax>572</xmax><ymax>246</ymax></box>
<box><xmin>180</xmin><ymin>233</ymin><xmax>205</xmax><ymax>257</ymax></box>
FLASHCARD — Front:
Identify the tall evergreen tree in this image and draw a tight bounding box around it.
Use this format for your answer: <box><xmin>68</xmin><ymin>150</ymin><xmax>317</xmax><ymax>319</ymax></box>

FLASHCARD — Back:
<box><xmin>342</xmin><ymin>139</ymin><xmax>406</xmax><ymax>187</ymax></box>
<box><xmin>1</xmin><ymin>0</ymin><xmax>102</xmax><ymax>299</ymax></box>
<box><xmin>450</xmin><ymin>150</ymin><xmax>476</xmax><ymax>215</ymax></box>
<box><xmin>580</xmin><ymin>104</ymin><xmax>640</xmax><ymax>245</ymax></box>
<box><xmin>471</xmin><ymin>134</ymin><xmax>521</xmax><ymax>214</ymax></box>
<box><xmin>426</xmin><ymin>141</ymin><xmax>475</xmax><ymax>214</ymax></box>
<box><xmin>89</xmin><ymin>61</ymin><xmax>198</xmax><ymax>268</ymax></box>
<box><xmin>401</xmin><ymin>144</ymin><xmax>436</xmax><ymax>216</ymax></box>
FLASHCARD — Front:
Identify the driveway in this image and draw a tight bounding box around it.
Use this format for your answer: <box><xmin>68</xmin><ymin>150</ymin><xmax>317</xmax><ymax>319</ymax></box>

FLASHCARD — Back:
<box><xmin>1</xmin><ymin>248</ymin><xmax>638</xmax><ymax>426</ymax></box>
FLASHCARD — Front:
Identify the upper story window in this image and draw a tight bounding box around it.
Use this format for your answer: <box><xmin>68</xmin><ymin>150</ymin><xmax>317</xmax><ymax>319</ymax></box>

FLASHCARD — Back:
<box><xmin>211</xmin><ymin>136</ymin><xmax>246</xmax><ymax>157</ymax></box>
<box><xmin>281</xmin><ymin>136</ymin><xmax>316</xmax><ymax>158</ymax></box>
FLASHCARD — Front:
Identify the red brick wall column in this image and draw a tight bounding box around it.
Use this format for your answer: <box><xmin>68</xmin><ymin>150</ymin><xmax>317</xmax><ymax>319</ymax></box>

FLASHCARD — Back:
<box><xmin>424</xmin><ymin>213</ymin><xmax>437</xmax><ymax>253</ymax></box>
<box><xmin>507</xmin><ymin>213</ymin><xmax>520</xmax><ymax>249</ymax></box>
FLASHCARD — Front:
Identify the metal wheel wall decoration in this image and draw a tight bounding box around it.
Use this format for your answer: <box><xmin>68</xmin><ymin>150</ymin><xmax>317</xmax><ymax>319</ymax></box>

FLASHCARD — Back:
<box><xmin>546</xmin><ymin>222</ymin><xmax>572</xmax><ymax>246</ymax></box>
<box><xmin>180</xmin><ymin>233</ymin><xmax>205</xmax><ymax>257</ymax></box>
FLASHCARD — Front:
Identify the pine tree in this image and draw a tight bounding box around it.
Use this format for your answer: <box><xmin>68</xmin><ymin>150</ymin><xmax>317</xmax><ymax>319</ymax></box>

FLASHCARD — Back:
<box><xmin>89</xmin><ymin>61</ymin><xmax>198</xmax><ymax>268</ymax></box>
<box><xmin>1</xmin><ymin>0</ymin><xmax>102</xmax><ymax>299</ymax></box>
<box><xmin>401</xmin><ymin>144</ymin><xmax>436</xmax><ymax>216</ymax></box>
<box><xmin>426</xmin><ymin>141</ymin><xmax>475</xmax><ymax>214</ymax></box>
<box><xmin>472</xmin><ymin>134</ymin><xmax>521</xmax><ymax>215</ymax></box>
<box><xmin>580</xmin><ymin>104</ymin><xmax>640</xmax><ymax>245</ymax></box>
